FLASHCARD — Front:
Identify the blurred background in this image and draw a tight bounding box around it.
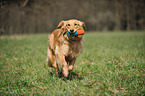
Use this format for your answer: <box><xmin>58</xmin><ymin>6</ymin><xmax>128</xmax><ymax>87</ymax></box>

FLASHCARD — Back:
<box><xmin>0</xmin><ymin>0</ymin><xmax>145</xmax><ymax>35</ymax></box>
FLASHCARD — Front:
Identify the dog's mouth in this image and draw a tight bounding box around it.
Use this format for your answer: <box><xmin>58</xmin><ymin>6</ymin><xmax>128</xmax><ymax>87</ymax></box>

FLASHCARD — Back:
<box><xmin>63</xmin><ymin>30</ymin><xmax>83</xmax><ymax>41</ymax></box>
<box><xmin>68</xmin><ymin>36</ymin><xmax>78</xmax><ymax>41</ymax></box>
<box><xmin>69</xmin><ymin>35</ymin><xmax>77</xmax><ymax>38</ymax></box>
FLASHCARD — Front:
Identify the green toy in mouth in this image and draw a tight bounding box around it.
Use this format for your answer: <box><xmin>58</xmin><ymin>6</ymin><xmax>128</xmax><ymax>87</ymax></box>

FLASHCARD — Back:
<box><xmin>67</xmin><ymin>29</ymin><xmax>85</xmax><ymax>37</ymax></box>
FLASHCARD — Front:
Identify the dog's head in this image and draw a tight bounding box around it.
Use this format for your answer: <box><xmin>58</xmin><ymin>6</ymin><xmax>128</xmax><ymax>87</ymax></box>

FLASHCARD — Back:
<box><xmin>57</xmin><ymin>19</ymin><xmax>86</xmax><ymax>40</ymax></box>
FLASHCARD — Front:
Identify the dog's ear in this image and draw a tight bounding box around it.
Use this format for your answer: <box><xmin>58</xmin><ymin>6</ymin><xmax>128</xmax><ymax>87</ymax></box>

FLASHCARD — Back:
<box><xmin>57</xmin><ymin>20</ymin><xmax>65</xmax><ymax>28</ymax></box>
<box><xmin>78</xmin><ymin>21</ymin><xmax>87</xmax><ymax>30</ymax></box>
<box><xmin>82</xmin><ymin>22</ymin><xmax>87</xmax><ymax>29</ymax></box>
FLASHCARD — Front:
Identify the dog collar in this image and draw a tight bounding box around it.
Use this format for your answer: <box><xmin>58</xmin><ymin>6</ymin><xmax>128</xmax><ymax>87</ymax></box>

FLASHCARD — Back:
<box><xmin>67</xmin><ymin>31</ymin><xmax>78</xmax><ymax>37</ymax></box>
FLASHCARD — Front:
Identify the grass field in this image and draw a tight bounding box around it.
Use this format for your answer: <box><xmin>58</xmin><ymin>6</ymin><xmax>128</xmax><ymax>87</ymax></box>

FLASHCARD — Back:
<box><xmin>0</xmin><ymin>31</ymin><xmax>145</xmax><ymax>95</ymax></box>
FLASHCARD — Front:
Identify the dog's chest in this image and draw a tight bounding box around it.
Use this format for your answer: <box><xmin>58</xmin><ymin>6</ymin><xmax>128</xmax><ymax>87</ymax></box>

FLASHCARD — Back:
<box><xmin>61</xmin><ymin>40</ymin><xmax>83</xmax><ymax>58</ymax></box>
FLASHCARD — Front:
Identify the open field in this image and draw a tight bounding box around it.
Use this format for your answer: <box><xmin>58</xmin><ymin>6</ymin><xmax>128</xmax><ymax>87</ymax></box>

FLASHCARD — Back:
<box><xmin>0</xmin><ymin>31</ymin><xmax>145</xmax><ymax>95</ymax></box>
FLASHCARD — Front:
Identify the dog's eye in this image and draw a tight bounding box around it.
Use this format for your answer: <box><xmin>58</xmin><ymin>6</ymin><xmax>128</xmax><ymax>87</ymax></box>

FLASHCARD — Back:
<box><xmin>67</xmin><ymin>24</ymin><xmax>70</xmax><ymax>26</ymax></box>
<box><xmin>74</xmin><ymin>24</ymin><xmax>77</xmax><ymax>26</ymax></box>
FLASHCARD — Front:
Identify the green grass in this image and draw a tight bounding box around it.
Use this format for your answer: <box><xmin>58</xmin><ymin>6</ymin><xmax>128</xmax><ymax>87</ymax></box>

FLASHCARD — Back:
<box><xmin>0</xmin><ymin>31</ymin><xmax>145</xmax><ymax>95</ymax></box>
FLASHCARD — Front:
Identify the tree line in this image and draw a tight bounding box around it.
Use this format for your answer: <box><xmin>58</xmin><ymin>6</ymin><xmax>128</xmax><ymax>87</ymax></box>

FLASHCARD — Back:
<box><xmin>0</xmin><ymin>0</ymin><xmax>145</xmax><ymax>35</ymax></box>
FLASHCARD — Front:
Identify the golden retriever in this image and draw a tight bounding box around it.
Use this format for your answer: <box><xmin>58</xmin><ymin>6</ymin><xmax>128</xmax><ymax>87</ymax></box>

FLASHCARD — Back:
<box><xmin>46</xmin><ymin>19</ymin><xmax>86</xmax><ymax>77</ymax></box>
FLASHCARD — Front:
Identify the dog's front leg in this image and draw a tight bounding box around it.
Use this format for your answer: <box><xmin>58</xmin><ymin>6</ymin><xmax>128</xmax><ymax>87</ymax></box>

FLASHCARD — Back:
<box><xmin>68</xmin><ymin>58</ymin><xmax>76</xmax><ymax>72</ymax></box>
<box><xmin>55</xmin><ymin>53</ymin><xmax>69</xmax><ymax>77</ymax></box>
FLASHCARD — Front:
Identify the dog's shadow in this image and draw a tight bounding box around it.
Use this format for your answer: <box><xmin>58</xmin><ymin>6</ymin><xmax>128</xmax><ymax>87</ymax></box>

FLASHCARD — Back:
<box><xmin>49</xmin><ymin>71</ymin><xmax>83</xmax><ymax>81</ymax></box>
<box><xmin>67</xmin><ymin>71</ymin><xmax>83</xmax><ymax>81</ymax></box>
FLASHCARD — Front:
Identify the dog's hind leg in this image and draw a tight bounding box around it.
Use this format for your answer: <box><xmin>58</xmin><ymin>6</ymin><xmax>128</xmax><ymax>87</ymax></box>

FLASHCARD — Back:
<box><xmin>46</xmin><ymin>46</ymin><xmax>59</xmax><ymax>74</ymax></box>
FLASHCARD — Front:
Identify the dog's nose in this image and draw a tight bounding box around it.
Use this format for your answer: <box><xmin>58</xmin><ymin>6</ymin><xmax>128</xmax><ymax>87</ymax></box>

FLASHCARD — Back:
<box><xmin>70</xmin><ymin>29</ymin><xmax>74</xmax><ymax>33</ymax></box>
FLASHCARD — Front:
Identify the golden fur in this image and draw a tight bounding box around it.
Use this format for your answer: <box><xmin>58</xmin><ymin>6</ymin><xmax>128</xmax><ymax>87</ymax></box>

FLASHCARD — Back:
<box><xmin>46</xmin><ymin>19</ymin><xmax>86</xmax><ymax>77</ymax></box>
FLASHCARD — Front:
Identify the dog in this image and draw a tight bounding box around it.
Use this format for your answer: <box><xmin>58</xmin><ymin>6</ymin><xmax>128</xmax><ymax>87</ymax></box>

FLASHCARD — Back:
<box><xmin>46</xmin><ymin>19</ymin><xmax>86</xmax><ymax>77</ymax></box>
